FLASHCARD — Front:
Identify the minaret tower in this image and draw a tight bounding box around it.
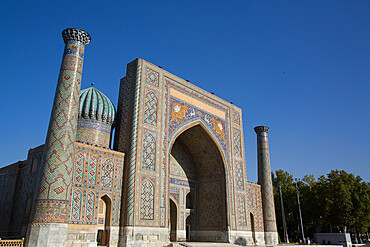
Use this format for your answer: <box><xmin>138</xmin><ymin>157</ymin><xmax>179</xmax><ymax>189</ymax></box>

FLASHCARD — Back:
<box><xmin>254</xmin><ymin>126</ymin><xmax>278</xmax><ymax>245</ymax></box>
<box><xmin>27</xmin><ymin>28</ymin><xmax>90</xmax><ymax>246</ymax></box>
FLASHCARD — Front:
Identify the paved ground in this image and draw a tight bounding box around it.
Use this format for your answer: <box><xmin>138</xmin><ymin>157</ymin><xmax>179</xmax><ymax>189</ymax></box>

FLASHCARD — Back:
<box><xmin>173</xmin><ymin>243</ymin><xmax>243</xmax><ymax>247</ymax></box>
<box><xmin>172</xmin><ymin>243</ymin><xmax>345</xmax><ymax>247</ymax></box>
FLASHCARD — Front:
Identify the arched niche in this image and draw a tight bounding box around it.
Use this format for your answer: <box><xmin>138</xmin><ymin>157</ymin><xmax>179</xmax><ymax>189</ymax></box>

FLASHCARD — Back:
<box><xmin>169</xmin><ymin>123</ymin><xmax>228</xmax><ymax>242</ymax></box>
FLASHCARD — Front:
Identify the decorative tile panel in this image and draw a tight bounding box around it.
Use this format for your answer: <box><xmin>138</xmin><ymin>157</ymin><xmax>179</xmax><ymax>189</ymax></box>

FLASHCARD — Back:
<box><xmin>73</xmin><ymin>152</ymin><xmax>85</xmax><ymax>184</ymax></box>
<box><xmin>144</xmin><ymin>90</ymin><xmax>158</xmax><ymax>126</ymax></box>
<box><xmin>100</xmin><ymin>159</ymin><xmax>114</xmax><ymax>188</ymax></box>
<box><xmin>237</xmin><ymin>196</ymin><xmax>247</xmax><ymax>226</ymax></box>
<box><xmin>85</xmin><ymin>190</ymin><xmax>96</xmax><ymax>222</ymax></box>
<box><xmin>232</xmin><ymin>110</ymin><xmax>240</xmax><ymax>125</ymax></box>
<box><xmin>140</xmin><ymin>179</ymin><xmax>155</xmax><ymax>220</ymax></box>
<box><xmin>169</xmin><ymin>97</ymin><xmax>227</xmax><ymax>153</ymax></box>
<box><xmin>113</xmin><ymin>193</ymin><xmax>121</xmax><ymax>225</ymax></box>
<box><xmin>87</xmin><ymin>155</ymin><xmax>98</xmax><ymax>186</ymax></box>
<box><xmin>69</xmin><ymin>143</ymin><xmax>125</xmax><ymax>226</ymax></box>
<box><xmin>235</xmin><ymin>160</ymin><xmax>244</xmax><ymax>190</ymax></box>
<box><xmin>233</xmin><ymin>129</ymin><xmax>242</xmax><ymax>157</ymax></box>
<box><xmin>142</xmin><ymin>131</ymin><xmax>156</xmax><ymax>171</ymax></box>
<box><xmin>146</xmin><ymin>68</ymin><xmax>159</xmax><ymax>87</ymax></box>
<box><xmin>71</xmin><ymin>188</ymin><xmax>83</xmax><ymax>221</ymax></box>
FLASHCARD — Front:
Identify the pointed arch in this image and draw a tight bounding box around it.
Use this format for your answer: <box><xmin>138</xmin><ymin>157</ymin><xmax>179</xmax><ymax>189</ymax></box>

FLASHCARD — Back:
<box><xmin>169</xmin><ymin>121</ymin><xmax>229</xmax><ymax>241</ymax></box>
<box><xmin>169</xmin><ymin>119</ymin><xmax>228</xmax><ymax>168</ymax></box>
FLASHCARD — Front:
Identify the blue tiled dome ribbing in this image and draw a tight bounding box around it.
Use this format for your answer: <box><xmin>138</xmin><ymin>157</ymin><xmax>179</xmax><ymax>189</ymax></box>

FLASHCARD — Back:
<box><xmin>78</xmin><ymin>87</ymin><xmax>116</xmax><ymax>125</ymax></box>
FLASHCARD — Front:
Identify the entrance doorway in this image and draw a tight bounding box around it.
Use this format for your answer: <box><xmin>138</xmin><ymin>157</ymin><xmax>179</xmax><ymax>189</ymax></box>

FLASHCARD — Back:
<box><xmin>250</xmin><ymin>213</ymin><xmax>255</xmax><ymax>244</ymax></box>
<box><xmin>170</xmin><ymin>199</ymin><xmax>177</xmax><ymax>242</ymax></box>
<box><xmin>169</xmin><ymin>124</ymin><xmax>228</xmax><ymax>242</ymax></box>
<box><xmin>186</xmin><ymin>215</ymin><xmax>194</xmax><ymax>241</ymax></box>
<box><xmin>97</xmin><ymin>195</ymin><xmax>111</xmax><ymax>246</ymax></box>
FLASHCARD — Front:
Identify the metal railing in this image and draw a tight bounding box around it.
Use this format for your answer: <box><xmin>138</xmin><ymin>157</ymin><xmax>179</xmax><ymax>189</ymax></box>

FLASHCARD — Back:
<box><xmin>0</xmin><ymin>238</ymin><xmax>24</xmax><ymax>247</ymax></box>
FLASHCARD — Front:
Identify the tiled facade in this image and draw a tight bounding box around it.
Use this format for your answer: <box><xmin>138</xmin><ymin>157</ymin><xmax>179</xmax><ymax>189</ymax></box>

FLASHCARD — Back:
<box><xmin>0</xmin><ymin>28</ymin><xmax>278</xmax><ymax>246</ymax></box>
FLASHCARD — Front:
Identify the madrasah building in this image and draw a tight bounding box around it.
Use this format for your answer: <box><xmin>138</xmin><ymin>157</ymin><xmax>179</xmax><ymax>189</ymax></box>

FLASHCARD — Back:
<box><xmin>0</xmin><ymin>28</ymin><xmax>278</xmax><ymax>247</ymax></box>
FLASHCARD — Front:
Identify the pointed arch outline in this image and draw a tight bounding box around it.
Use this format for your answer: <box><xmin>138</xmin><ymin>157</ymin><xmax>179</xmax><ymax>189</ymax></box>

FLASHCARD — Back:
<box><xmin>99</xmin><ymin>193</ymin><xmax>113</xmax><ymax>225</ymax></box>
<box><xmin>168</xmin><ymin>118</ymin><xmax>231</xmax><ymax>229</ymax></box>
<box><xmin>168</xmin><ymin>118</ymin><xmax>228</xmax><ymax>167</ymax></box>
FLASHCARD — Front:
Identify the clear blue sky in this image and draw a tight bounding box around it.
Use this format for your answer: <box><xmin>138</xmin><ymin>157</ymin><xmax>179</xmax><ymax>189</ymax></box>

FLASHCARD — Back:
<box><xmin>0</xmin><ymin>0</ymin><xmax>369</xmax><ymax>183</ymax></box>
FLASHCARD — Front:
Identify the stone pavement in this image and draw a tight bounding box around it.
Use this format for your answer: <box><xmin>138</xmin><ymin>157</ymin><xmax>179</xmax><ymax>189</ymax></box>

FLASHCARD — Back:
<box><xmin>173</xmin><ymin>243</ymin><xmax>241</xmax><ymax>247</ymax></box>
<box><xmin>172</xmin><ymin>243</ymin><xmax>343</xmax><ymax>247</ymax></box>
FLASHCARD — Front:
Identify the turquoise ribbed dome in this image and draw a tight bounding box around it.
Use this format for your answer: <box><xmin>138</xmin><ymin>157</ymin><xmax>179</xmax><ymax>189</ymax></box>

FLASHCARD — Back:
<box><xmin>78</xmin><ymin>86</ymin><xmax>116</xmax><ymax>125</ymax></box>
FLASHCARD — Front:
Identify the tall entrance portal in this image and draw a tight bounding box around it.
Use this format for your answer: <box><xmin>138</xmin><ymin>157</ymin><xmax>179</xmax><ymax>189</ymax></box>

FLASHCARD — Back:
<box><xmin>169</xmin><ymin>124</ymin><xmax>228</xmax><ymax>242</ymax></box>
<box><xmin>113</xmin><ymin>58</ymin><xmax>278</xmax><ymax>246</ymax></box>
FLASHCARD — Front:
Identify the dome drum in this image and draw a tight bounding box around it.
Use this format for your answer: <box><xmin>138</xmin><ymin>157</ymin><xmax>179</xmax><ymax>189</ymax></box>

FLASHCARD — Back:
<box><xmin>77</xmin><ymin>118</ymin><xmax>112</xmax><ymax>148</ymax></box>
<box><xmin>77</xmin><ymin>86</ymin><xmax>116</xmax><ymax>149</ymax></box>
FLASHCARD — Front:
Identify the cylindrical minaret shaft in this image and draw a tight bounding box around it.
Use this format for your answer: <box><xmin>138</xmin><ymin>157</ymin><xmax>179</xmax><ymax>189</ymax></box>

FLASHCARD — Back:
<box><xmin>254</xmin><ymin>126</ymin><xmax>278</xmax><ymax>245</ymax></box>
<box><xmin>32</xmin><ymin>28</ymin><xmax>91</xmax><ymax>223</ymax></box>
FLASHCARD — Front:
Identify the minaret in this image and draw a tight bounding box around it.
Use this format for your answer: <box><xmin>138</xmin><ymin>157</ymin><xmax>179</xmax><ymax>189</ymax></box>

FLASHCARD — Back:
<box><xmin>254</xmin><ymin>126</ymin><xmax>278</xmax><ymax>245</ymax></box>
<box><xmin>27</xmin><ymin>28</ymin><xmax>90</xmax><ymax>246</ymax></box>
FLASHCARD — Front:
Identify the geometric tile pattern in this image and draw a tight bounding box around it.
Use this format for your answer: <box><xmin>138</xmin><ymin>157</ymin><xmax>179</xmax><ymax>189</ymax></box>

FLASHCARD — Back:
<box><xmin>68</xmin><ymin>143</ymin><xmax>124</xmax><ymax>227</ymax></box>
<box><xmin>140</xmin><ymin>179</ymin><xmax>155</xmax><ymax>220</ymax></box>
<box><xmin>71</xmin><ymin>188</ymin><xmax>83</xmax><ymax>221</ymax></box>
<box><xmin>146</xmin><ymin>68</ymin><xmax>159</xmax><ymax>87</ymax></box>
<box><xmin>159</xmin><ymin>83</ymin><xmax>169</xmax><ymax>227</ymax></box>
<box><xmin>85</xmin><ymin>190</ymin><xmax>96</xmax><ymax>222</ymax></box>
<box><xmin>77</xmin><ymin>119</ymin><xmax>112</xmax><ymax>149</ymax></box>
<box><xmin>144</xmin><ymin>91</ymin><xmax>158</xmax><ymax>126</ymax></box>
<box><xmin>113</xmin><ymin>193</ymin><xmax>121</xmax><ymax>225</ymax></box>
<box><xmin>198</xmin><ymin>181</ymin><xmax>225</xmax><ymax>228</ymax></box>
<box><xmin>233</xmin><ymin>129</ymin><xmax>242</xmax><ymax>157</ymax></box>
<box><xmin>246</xmin><ymin>183</ymin><xmax>264</xmax><ymax>232</ymax></box>
<box><xmin>237</xmin><ymin>196</ymin><xmax>247</xmax><ymax>226</ymax></box>
<box><xmin>114</xmin><ymin>76</ymin><xmax>133</xmax><ymax>152</ymax></box>
<box><xmin>232</xmin><ymin>110</ymin><xmax>240</xmax><ymax>125</ymax></box>
<box><xmin>33</xmin><ymin>37</ymin><xmax>88</xmax><ymax>223</ymax></box>
<box><xmin>142</xmin><ymin>131</ymin><xmax>156</xmax><ymax>171</ymax></box>
<box><xmin>235</xmin><ymin>160</ymin><xmax>244</xmax><ymax>190</ymax></box>
<box><xmin>100</xmin><ymin>159</ymin><xmax>114</xmax><ymax>188</ymax></box>
<box><xmin>87</xmin><ymin>155</ymin><xmax>98</xmax><ymax>186</ymax></box>
<box><xmin>125</xmin><ymin>59</ymin><xmax>142</xmax><ymax>226</ymax></box>
<box><xmin>73</xmin><ymin>152</ymin><xmax>85</xmax><ymax>184</ymax></box>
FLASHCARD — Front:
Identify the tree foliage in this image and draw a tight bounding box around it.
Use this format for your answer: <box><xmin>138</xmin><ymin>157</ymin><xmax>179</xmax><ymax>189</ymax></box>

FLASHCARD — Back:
<box><xmin>272</xmin><ymin>169</ymin><xmax>370</xmax><ymax>242</ymax></box>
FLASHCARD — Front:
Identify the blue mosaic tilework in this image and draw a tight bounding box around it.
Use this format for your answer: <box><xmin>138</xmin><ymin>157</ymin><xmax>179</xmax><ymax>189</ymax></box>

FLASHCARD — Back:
<box><xmin>71</xmin><ymin>188</ymin><xmax>83</xmax><ymax>221</ymax></box>
<box><xmin>100</xmin><ymin>159</ymin><xmax>114</xmax><ymax>188</ymax></box>
<box><xmin>235</xmin><ymin>160</ymin><xmax>244</xmax><ymax>190</ymax></box>
<box><xmin>140</xmin><ymin>178</ymin><xmax>155</xmax><ymax>220</ymax></box>
<box><xmin>142</xmin><ymin>130</ymin><xmax>156</xmax><ymax>171</ymax></box>
<box><xmin>233</xmin><ymin>129</ymin><xmax>242</xmax><ymax>157</ymax></box>
<box><xmin>170</xmin><ymin>178</ymin><xmax>195</xmax><ymax>188</ymax></box>
<box><xmin>169</xmin><ymin>97</ymin><xmax>227</xmax><ymax>153</ymax></box>
<box><xmin>237</xmin><ymin>196</ymin><xmax>247</xmax><ymax>226</ymax></box>
<box><xmin>33</xmin><ymin>34</ymin><xmax>89</xmax><ymax>223</ymax></box>
<box><xmin>146</xmin><ymin>68</ymin><xmax>159</xmax><ymax>87</ymax></box>
<box><xmin>143</xmin><ymin>90</ymin><xmax>158</xmax><ymax>126</ymax></box>
<box><xmin>69</xmin><ymin>143</ymin><xmax>124</xmax><ymax>226</ymax></box>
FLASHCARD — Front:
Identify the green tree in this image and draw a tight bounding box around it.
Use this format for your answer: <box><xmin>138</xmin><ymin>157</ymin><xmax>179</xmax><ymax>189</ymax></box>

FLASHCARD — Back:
<box><xmin>272</xmin><ymin>170</ymin><xmax>299</xmax><ymax>242</ymax></box>
<box><xmin>272</xmin><ymin>169</ymin><xmax>370</xmax><ymax>242</ymax></box>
